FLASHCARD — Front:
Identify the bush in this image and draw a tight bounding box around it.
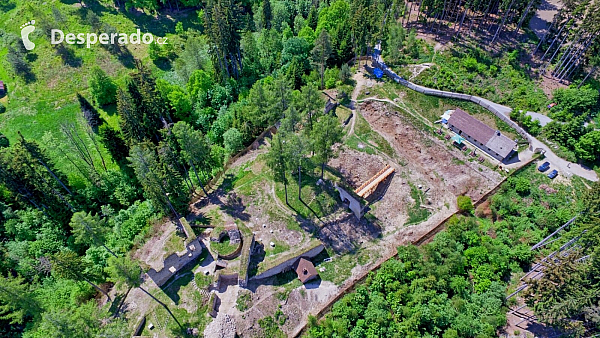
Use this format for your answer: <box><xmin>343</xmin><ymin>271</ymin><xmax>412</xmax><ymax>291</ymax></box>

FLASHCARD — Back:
<box><xmin>0</xmin><ymin>103</ymin><xmax>5</xmax><ymax>114</ymax></box>
<box><xmin>194</xmin><ymin>271</ymin><xmax>213</xmax><ymax>289</ymax></box>
<box><xmin>223</xmin><ymin>127</ymin><xmax>243</xmax><ymax>154</ymax></box>
<box><xmin>457</xmin><ymin>195</ymin><xmax>474</xmax><ymax>213</ymax></box>
<box><xmin>88</xmin><ymin>66</ymin><xmax>117</xmax><ymax>106</ymax></box>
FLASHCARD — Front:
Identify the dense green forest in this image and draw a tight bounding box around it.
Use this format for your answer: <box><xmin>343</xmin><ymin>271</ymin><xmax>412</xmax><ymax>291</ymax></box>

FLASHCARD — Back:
<box><xmin>1</xmin><ymin>0</ymin><xmax>600</xmax><ymax>336</ymax></box>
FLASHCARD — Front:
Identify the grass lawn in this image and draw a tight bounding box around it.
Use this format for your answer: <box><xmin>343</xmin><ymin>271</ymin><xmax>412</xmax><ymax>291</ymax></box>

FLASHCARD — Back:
<box><xmin>349</xmin><ymin>108</ymin><xmax>396</xmax><ymax>158</ymax></box>
<box><xmin>210</xmin><ymin>237</ymin><xmax>239</xmax><ymax>257</ymax></box>
<box><xmin>313</xmin><ymin>247</ymin><xmax>376</xmax><ymax>285</ymax></box>
<box><xmin>273</xmin><ymin>169</ymin><xmax>340</xmax><ymax>220</ymax></box>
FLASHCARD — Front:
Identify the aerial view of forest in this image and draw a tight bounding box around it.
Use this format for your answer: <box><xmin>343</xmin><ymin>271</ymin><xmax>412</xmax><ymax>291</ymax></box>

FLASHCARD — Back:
<box><xmin>0</xmin><ymin>0</ymin><xmax>599</xmax><ymax>337</ymax></box>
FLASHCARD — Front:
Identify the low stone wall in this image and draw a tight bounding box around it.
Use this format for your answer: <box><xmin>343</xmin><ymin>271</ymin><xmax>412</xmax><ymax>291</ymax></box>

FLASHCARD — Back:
<box><xmin>216</xmin><ymin>238</ymin><xmax>244</xmax><ymax>260</ymax></box>
<box><xmin>238</xmin><ymin>235</ymin><xmax>255</xmax><ymax>288</ymax></box>
<box><xmin>251</xmin><ymin>244</ymin><xmax>325</xmax><ymax>280</ymax></box>
<box><xmin>147</xmin><ymin>238</ymin><xmax>205</xmax><ymax>287</ymax></box>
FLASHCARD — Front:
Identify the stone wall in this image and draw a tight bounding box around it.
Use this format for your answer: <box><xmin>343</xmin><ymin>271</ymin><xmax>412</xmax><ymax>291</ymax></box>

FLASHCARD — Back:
<box><xmin>147</xmin><ymin>238</ymin><xmax>205</xmax><ymax>287</ymax></box>
<box><xmin>334</xmin><ymin>184</ymin><xmax>363</xmax><ymax>219</ymax></box>
<box><xmin>251</xmin><ymin>244</ymin><xmax>325</xmax><ymax>280</ymax></box>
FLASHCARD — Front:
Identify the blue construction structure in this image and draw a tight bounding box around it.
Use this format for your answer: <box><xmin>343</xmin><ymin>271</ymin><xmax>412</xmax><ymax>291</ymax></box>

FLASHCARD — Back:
<box><xmin>373</xmin><ymin>68</ymin><xmax>383</xmax><ymax>78</ymax></box>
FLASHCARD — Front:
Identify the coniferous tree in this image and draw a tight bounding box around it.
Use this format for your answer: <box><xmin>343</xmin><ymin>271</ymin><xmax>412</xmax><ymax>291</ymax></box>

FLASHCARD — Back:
<box><xmin>88</xmin><ymin>66</ymin><xmax>117</xmax><ymax>106</ymax></box>
<box><xmin>70</xmin><ymin>211</ymin><xmax>117</xmax><ymax>257</ymax></box>
<box><xmin>312</xmin><ymin>113</ymin><xmax>343</xmax><ymax>179</ymax></box>
<box><xmin>0</xmin><ymin>274</ymin><xmax>41</xmax><ymax>325</ymax></box>
<box><xmin>128</xmin><ymin>143</ymin><xmax>187</xmax><ymax>217</ymax></box>
<box><xmin>98</xmin><ymin>125</ymin><xmax>129</xmax><ymax>164</ymax></box>
<box><xmin>266</xmin><ymin>132</ymin><xmax>290</xmax><ymax>205</ymax></box>
<box><xmin>312</xmin><ymin>30</ymin><xmax>333</xmax><ymax>90</ymax></box>
<box><xmin>262</xmin><ymin>0</ymin><xmax>272</xmax><ymax>29</ymax></box>
<box><xmin>172</xmin><ymin>121</ymin><xmax>211</xmax><ymax>197</ymax></box>
<box><xmin>0</xmin><ymin>134</ymin><xmax>74</xmax><ymax>217</ymax></box>
<box><xmin>204</xmin><ymin>0</ymin><xmax>244</xmax><ymax>80</ymax></box>
<box><xmin>50</xmin><ymin>251</ymin><xmax>111</xmax><ymax>301</ymax></box>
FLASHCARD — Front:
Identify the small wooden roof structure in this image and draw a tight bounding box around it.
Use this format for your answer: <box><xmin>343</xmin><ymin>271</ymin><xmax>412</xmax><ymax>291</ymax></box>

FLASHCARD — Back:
<box><xmin>354</xmin><ymin>164</ymin><xmax>395</xmax><ymax>198</ymax></box>
<box><xmin>294</xmin><ymin>258</ymin><xmax>318</xmax><ymax>284</ymax></box>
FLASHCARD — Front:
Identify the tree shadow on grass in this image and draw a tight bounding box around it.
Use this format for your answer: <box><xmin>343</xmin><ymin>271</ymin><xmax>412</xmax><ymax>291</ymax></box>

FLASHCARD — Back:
<box><xmin>55</xmin><ymin>45</ymin><xmax>83</xmax><ymax>68</ymax></box>
<box><xmin>221</xmin><ymin>191</ymin><xmax>251</xmax><ymax>221</ymax></box>
<box><xmin>161</xmin><ymin>271</ymin><xmax>194</xmax><ymax>305</ymax></box>
<box><xmin>0</xmin><ymin>1</ymin><xmax>15</xmax><ymax>12</ymax></box>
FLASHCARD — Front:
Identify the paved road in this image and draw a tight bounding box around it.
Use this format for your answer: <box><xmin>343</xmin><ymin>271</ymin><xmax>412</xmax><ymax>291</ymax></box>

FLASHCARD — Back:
<box><xmin>526</xmin><ymin>111</ymin><xmax>553</xmax><ymax>126</ymax></box>
<box><xmin>372</xmin><ymin>44</ymin><xmax>598</xmax><ymax>182</ymax></box>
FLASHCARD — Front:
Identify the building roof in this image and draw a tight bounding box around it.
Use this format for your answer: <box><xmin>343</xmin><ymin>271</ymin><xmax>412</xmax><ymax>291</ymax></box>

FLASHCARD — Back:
<box><xmin>294</xmin><ymin>258</ymin><xmax>318</xmax><ymax>284</ymax></box>
<box><xmin>447</xmin><ymin>108</ymin><xmax>496</xmax><ymax>143</ymax></box>
<box><xmin>448</xmin><ymin>108</ymin><xmax>516</xmax><ymax>158</ymax></box>
<box><xmin>485</xmin><ymin>132</ymin><xmax>516</xmax><ymax>159</ymax></box>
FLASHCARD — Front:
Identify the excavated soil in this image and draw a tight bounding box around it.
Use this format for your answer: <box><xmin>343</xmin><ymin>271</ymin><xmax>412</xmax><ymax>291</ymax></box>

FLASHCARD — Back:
<box><xmin>359</xmin><ymin>100</ymin><xmax>502</xmax><ymax>201</ymax></box>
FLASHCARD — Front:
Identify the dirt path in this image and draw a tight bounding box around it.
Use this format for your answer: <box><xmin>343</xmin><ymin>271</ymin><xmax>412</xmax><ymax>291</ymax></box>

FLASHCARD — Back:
<box><xmin>408</xmin><ymin>63</ymin><xmax>434</xmax><ymax>81</ymax></box>
<box><xmin>347</xmin><ymin>69</ymin><xmax>369</xmax><ymax>137</ymax></box>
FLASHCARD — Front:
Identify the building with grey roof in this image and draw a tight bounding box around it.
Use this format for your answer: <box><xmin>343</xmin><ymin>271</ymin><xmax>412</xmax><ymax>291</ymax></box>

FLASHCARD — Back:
<box><xmin>447</xmin><ymin>108</ymin><xmax>517</xmax><ymax>162</ymax></box>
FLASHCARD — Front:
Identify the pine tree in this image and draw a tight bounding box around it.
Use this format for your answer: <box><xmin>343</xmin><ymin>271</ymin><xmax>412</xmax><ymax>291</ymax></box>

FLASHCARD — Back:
<box><xmin>88</xmin><ymin>66</ymin><xmax>117</xmax><ymax>106</ymax></box>
<box><xmin>98</xmin><ymin>124</ymin><xmax>129</xmax><ymax>164</ymax></box>
<box><xmin>312</xmin><ymin>30</ymin><xmax>332</xmax><ymax>90</ymax></box>
<box><xmin>0</xmin><ymin>274</ymin><xmax>41</xmax><ymax>324</ymax></box>
<box><xmin>204</xmin><ymin>0</ymin><xmax>244</xmax><ymax>80</ymax></box>
<box><xmin>262</xmin><ymin>0</ymin><xmax>272</xmax><ymax>29</ymax></box>
<box><xmin>172</xmin><ymin>121</ymin><xmax>211</xmax><ymax>197</ymax></box>
<box><xmin>307</xmin><ymin>6</ymin><xmax>318</xmax><ymax>30</ymax></box>
<box><xmin>70</xmin><ymin>211</ymin><xmax>117</xmax><ymax>257</ymax></box>
<box><xmin>312</xmin><ymin>113</ymin><xmax>343</xmax><ymax>179</ymax></box>
<box><xmin>50</xmin><ymin>251</ymin><xmax>111</xmax><ymax>302</ymax></box>
<box><xmin>266</xmin><ymin>133</ymin><xmax>290</xmax><ymax>205</ymax></box>
<box><xmin>128</xmin><ymin>143</ymin><xmax>186</xmax><ymax>217</ymax></box>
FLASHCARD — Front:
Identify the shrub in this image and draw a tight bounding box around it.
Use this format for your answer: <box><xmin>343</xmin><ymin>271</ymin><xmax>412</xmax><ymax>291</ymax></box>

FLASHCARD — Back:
<box><xmin>457</xmin><ymin>195</ymin><xmax>474</xmax><ymax>213</ymax></box>
<box><xmin>0</xmin><ymin>103</ymin><xmax>5</xmax><ymax>114</ymax></box>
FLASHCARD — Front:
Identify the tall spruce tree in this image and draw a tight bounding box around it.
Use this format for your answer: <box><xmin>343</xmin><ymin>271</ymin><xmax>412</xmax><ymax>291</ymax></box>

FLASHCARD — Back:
<box><xmin>312</xmin><ymin>30</ymin><xmax>332</xmax><ymax>90</ymax></box>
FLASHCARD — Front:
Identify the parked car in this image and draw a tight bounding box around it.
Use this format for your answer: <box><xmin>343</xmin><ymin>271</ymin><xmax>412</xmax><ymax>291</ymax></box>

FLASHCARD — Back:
<box><xmin>547</xmin><ymin>169</ymin><xmax>558</xmax><ymax>179</ymax></box>
<box><xmin>538</xmin><ymin>161</ymin><xmax>550</xmax><ymax>172</ymax></box>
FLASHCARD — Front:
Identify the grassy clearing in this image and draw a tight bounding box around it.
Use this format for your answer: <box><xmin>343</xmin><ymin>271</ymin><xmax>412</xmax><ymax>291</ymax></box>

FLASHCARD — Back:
<box><xmin>335</xmin><ymin>105</ymin><xmax>352</xmax><ymax>125</ymax></box>
<box><xmin>236</xmin><ymin>290</ymin><xmax>253</xmax><ymax>311</ymax></box>
<box><xmin>256</xmin><ymin>239</ymin><xmax>322</xmax><ymax>275</ymax></box>
<box><xmin>264</xmin><ymin>239</ymin><xmax>290</xmax><ymax>257</ymax></box>
<box><xmin>163</xmin><ymin>231</ymin><xmax>186</xmax><ymax>255</ymax></box>
<box><xmin>413</xmin><ymin>42</ymin><xmax>548</xmax><ymax>111</ymax></box>
<box><xmin>351</xmin><ymin>109</ymin><xmax>396</xmax><ymax>158</ymax></box>
<box><xmin>405</xmin><ymin>182</ymin><xmax>431</xmax><ymax>225</ymax></box>
<box><xmin>210</xmin><ymin>236</ymin><xmax>240</xmax><ymax>257</ymax></box>
<box><xmin>194</xmin><ymin>272</ymin><xmax>212</xmax><ymax>289</ymax></box>
<box><xmin>273</xmin><ymin>170</ymin><xmax>340</xmax><ymax>220</ymax></box>
<box><xmin>314</xmin><ymin>247</ymin><xmax>375</xmax><ymax>285</ymax></box>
